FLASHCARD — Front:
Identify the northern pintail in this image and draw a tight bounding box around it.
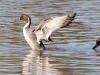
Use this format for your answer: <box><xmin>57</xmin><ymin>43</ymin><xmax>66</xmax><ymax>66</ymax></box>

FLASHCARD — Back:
<box><xmin>20</xmin><ymin>13</ymin><xmax>76</xmax><ymax>50</ymax></box>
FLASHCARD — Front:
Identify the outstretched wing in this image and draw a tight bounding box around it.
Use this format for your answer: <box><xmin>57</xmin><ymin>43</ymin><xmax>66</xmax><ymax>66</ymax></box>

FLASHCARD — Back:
<box><xmin>34</xmin><ymin>13</ymin><xmax>76</xmax><ymax>42</ymax></box>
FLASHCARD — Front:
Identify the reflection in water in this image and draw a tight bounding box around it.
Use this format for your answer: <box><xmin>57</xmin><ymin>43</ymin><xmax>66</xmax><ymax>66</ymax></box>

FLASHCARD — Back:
<box><xmin>22</xmin><ymin>50</ymin><xmax>52</xmax><ymax>75</ymax></box>
<box><xmin>22</xmin><ymin>48</ymin><xmax>74</xmax><ymax>75</ymax></box>
<box><xmin>93</xmin><ymin>49</ymin><xmax>100</xmax><ymax>56</ymax></box>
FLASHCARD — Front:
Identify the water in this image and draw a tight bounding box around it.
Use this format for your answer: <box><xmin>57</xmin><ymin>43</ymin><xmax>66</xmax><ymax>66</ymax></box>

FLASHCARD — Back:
<box><xmin>0</xmin><ymin>0</ymin><xmax>100</xmax><ymax>75</ymax></box>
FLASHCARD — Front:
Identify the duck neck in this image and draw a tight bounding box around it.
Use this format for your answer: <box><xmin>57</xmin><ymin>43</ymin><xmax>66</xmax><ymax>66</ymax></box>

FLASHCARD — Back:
<box><xmin>25</xmin><ymin>17</ymin><xmax>31</xmax><ymax>28</ymax></box>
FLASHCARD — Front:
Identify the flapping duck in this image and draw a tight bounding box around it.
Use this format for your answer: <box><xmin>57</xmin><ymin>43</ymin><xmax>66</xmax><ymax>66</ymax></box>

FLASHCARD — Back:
<box><xmin>20</xmin><ymin>13</ymin><xmax>76</xmax><ymax>50</ymax></box>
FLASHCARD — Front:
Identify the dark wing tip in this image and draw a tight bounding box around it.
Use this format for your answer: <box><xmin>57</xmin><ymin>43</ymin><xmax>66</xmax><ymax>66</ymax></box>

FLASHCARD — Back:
<box><xmin>68</xmin><ymin>13</ymin><xmax>76</xmax><ymax>18</ymax></box>
<box><xmin>61</xmin><ymin>13</ymin><xmax>76</xmax><ymax>28</ymax></box>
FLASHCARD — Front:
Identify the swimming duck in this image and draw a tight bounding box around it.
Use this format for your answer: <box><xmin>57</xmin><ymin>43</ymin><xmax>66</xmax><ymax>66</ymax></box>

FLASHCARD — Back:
<box><xmin>93</xmin><ymin>38</ymin><xmax>100</xmax><ymax>49</ymax></box>
<box><xmin>20</xmin><ymin>13</ymin><xmax>76</xmax><ymax>50</ymax></box>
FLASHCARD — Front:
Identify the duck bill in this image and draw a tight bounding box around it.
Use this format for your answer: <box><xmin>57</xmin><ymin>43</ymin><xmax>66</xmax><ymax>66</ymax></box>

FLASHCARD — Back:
<box><xmin>92</xmin><ymin>44</ymin><xmax>98</xmax><ymax>49</ymax></box>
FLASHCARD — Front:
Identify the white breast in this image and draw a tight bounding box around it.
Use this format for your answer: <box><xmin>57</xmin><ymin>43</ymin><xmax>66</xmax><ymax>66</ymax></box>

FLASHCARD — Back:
<box><xmin>23</xmin><ymin>25</ymin><xmax>41</xmax><ymax>50</ymax></box>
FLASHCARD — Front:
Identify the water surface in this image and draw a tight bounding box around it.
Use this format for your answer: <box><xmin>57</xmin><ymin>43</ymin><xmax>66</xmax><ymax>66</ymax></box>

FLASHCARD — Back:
<box><xmin>0</xmin><ymin>0</ymin><xmax>100</xmax><ymax>75</ymax></box>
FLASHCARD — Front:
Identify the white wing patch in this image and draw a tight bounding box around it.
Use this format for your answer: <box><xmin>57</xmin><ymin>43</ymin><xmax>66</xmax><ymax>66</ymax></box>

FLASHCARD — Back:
<box><xmin>34</xmin><ymin>13</ymin><xmax>76</xmax><ymax>42</ymax></box>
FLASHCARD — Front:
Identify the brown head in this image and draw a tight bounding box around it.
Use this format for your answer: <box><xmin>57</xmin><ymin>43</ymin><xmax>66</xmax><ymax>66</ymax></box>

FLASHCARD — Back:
<box><xmin>93</xmin><ymin>38</ymin><xmax>100</xmax><ymax>49</ymax></box>
<box><xmin>20</xmin><ymin>14</ymin><xmax>31</xmax><ymax>23</ymax></box>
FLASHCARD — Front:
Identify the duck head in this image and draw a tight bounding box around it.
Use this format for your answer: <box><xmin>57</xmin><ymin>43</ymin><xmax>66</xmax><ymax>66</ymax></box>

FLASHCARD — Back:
<box><xmin>93</xmin><ymin>38</ymin><xmax>100</xmax><ymax>49</ymax></box>
<box><xmin>20</xmin><ymin>14</ymin><xmax>31</xmax><ymax>25</ymax></box>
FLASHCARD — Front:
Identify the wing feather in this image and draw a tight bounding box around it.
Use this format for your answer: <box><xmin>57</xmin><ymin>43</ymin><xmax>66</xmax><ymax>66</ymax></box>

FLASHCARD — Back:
<box><xmin>34</xmin><ymin>13</ymin><xmax>76</xmax><ymax>42</ymax></box>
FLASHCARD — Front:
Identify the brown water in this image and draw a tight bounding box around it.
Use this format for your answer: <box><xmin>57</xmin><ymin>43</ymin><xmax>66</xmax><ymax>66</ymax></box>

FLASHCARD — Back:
<box><xmin>0</xmin><ymin>0</ymin><xmax>100</xmax><ymax>75</ymax></box>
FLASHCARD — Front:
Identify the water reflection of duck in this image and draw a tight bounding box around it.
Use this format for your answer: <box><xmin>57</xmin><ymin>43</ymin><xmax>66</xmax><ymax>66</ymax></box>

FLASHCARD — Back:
<box><xmin>22</xmin><ymin>49</ymin><xmax>73</xmax><ymax>75</ymax></box>
<box><xmin>22</xmin><ymin>50</ymin><xmax>53</xmax><ymax>75</ymax></box>
<box><xmin>20</xmin><ymin>13</ymin><xmax>76</xmax><ymax>50</ymax></box>
<box><xmin>93</xmin><ymin>38</ymin><xmax>100</xmax><ymax>49</ymax></box>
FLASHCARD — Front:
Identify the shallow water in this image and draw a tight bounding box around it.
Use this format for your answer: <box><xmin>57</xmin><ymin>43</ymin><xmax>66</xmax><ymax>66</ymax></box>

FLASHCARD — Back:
<box><xmin>0</xmin><ymin>0</ymin><xmax>100</xmax><ymax>75</ymax></box>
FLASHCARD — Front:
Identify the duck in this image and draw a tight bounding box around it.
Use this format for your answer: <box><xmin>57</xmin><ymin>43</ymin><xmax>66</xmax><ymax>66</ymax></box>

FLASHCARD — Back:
<box><xmin>20</xmin><ymin>13</ymin><xmax>76</xmax><ymax>50</ymax></box>
<box><xmin>93</xmin><ymin>38</ymin><xmax>100</xmax><ymax>49</ymax></box>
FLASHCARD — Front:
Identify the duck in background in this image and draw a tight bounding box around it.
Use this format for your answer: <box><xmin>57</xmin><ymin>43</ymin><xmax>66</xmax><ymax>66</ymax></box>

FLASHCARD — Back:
<box><xmin>92</xmin><ymin>38</ymin><xmax>100</xmax><ymax>49</ymax></box>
